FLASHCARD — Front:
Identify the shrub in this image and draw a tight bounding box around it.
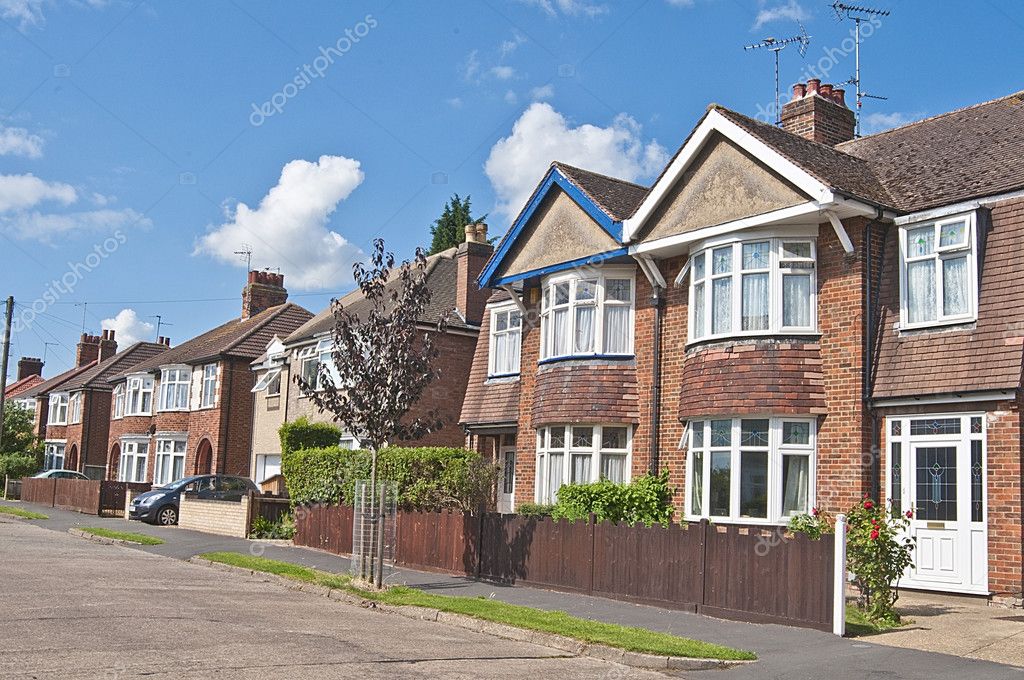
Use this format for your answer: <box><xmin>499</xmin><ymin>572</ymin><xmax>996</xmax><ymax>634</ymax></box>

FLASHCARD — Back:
<box><xmin>550</xmin><ymin>471</ymin><xmax>674</xmax><ymax>526</ymax></box>
<box><xmin>846</xmin><ymin>496</ymin><xmax>915</xmax><ymax>624</ymax></box>
<box><xmin>0</xmin><ymin>453</ymin><xmax>38</xmax><ymax>481</ymax></box>
<box><xmin>282</xmin><ymin>445</ymin><xmax>497</xmax><ymax>511</ymax></box>
<box><xmin>516</xmin><ymin>502</ymin><xmax>554</xmax><ymax>517</ymax></box>
<box><xmin>786</xmin><ymin>508</ymin><xmax>834</xmax><ymax>540</ymax></box>
<box><xmin>279</xmin><ymin>418</ymin><xmax>343</xmax><ymax>457</ymax></box>
<box><xmin>250</xmin><ymin>514</ymin><xmax>295</xmax><ymax>540</ymax></box>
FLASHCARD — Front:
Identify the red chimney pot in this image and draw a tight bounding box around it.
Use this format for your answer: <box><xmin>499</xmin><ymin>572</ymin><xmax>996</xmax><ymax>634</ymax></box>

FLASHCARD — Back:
<box><xmin>792</xmin><ymin>83</ymin><xmax>807</xmax><ymax>99</ymax></box>
<box><xmin>806</xmin><ymin>78</ymin><xmax>820</xmax><ymax>95</ymax></box>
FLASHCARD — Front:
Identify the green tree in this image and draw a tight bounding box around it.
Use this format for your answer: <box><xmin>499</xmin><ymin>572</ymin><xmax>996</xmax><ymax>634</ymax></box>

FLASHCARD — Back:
<box><xmin>1</xmin><ymin>404</ymin><xmax>39</xmax><ymax>456</ymax></box>
<box><xmin>428</xmin><ymin>194</ymin><xmax>484</xmax><ymax>255</ymax></box>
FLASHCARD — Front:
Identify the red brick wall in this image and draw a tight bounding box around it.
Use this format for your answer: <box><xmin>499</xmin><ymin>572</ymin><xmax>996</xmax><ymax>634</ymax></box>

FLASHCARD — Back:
<box><xmin>459</xmin><ymin>305</ymin><xmax>520</xmax><ymax>427</ymax></box>
<box><xmin>514</xmin><ymin>286</ymin><xmax>542</xmax><ymax>506</ymax></box>
<box><xmin>397</xmin><ymin>330</ymin><xmax>478</xmax><ymax>448</ymax></box>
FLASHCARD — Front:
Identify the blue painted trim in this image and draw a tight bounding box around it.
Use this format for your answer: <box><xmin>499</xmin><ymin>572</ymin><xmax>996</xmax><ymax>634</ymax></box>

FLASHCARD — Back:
<box><xmin>478</xmin><ymin>167</ymin><xmax>623</xmax><ymax>288</ymax></box>
<box><xmin>537</xmin><ymin>353</ymin><xmax>636</xmax><ymax>366</ymax></box>
<box><xmin>490</xmin><ymin>247</ymin><xmax>630</xmax><ymax>287</ymax></box>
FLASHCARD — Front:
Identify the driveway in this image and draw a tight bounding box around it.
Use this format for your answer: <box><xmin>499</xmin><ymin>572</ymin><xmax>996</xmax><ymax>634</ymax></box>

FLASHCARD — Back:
<box><xmin>0</xmin><ymin>518</ymin><xmax>663</xmax><ymax>679</ymax></box>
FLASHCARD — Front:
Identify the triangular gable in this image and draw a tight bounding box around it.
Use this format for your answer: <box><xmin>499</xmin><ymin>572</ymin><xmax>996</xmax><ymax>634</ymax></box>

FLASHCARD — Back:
<box><xmin>639</xmin><ymin>133</ymin><xmax>808</xmax><ymax>242</ymax></box>
<box><xmin>623</xmin><ymin>107</ymin><xmax>833</xmax><ymax>243</ymax></box>
<box><xmin>479</xmin><ymin>166</ymin><xmax>626</xmax><ymax>288</ymax></box>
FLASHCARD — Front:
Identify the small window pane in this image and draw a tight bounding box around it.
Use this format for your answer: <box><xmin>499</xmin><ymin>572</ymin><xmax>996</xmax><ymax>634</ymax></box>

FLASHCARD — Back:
<box><xmin>549</xmin><ymin>427</ymin><xmax>566</xmax><ymax>449</ymax></box>
<box><xmin>571</xmin><ymin>427</ymin><xmax>593</xmax><ymax>448</ymax></box>
<box><xmin>907</xmin><ymin>225</ymin><xmax>935</xmax><ymax>257</ymax></box>
<box><xmin>692</xmin><ymin>254</ymin><xmax>705</xmax><ymax>281</ymax></box>
<box><xmin>574</xmin><ymin>306</ymin><xmax>595</xmax><ymax>353</ymax></box>
<box><xmin>548</xmin><ymin>453</ymin><xmax>564</xmax><ymax>502</ymax></box>
<box><xmin>781</xmin><ymin>454</ymin><xmax>809</xmax><ymax>515</ymax></box>
<box><xmin>782</xmin><ymin>241</ymin><xmax>812</xmax><ymax>260</ymax></box>
<box><xmin>782</xmin><ymin>421</ymin><xmax>810</xmax><ymax>445</ymax></box>
<box><xmin>942</xmin><ymin>256</ymin><xmax>969</xmax><ymax>317</ymax></box>
<box><xmin>741</xmin><ymin>273</ymin><xmax>769</xmax><ymax>331</ymax></box>
<box><xmin>691</xmin><ymin>421</ymin><xmax>704</xmax><ymax>449</ymax></box>
<box><xmin>576</xmin><ymin>279</ymin><xmax>597</xmax><ymax>301</ymax></box>
<box><xmin>910</xmin><ymin>418</ymin><xmax>961</xmax><ymax>436</ymax></box>
<box><xmin>712</xmin><ymin>278</ymin><xmax>732</xmax><ymax>334</ymax></box>
<box><xmin>741</xmin><ymin>241</ymin><xmax>769</xmax><ymax>270</ymax></box>
<box><xmin>693</xmin><ymin>282</ymin><xmax>706</xmax><ymax>338</ymax></box>
<box><xmin>740</xmin><ymin>451</ymin><xmax>768</xmax><ymax>518</ymax></box>
<box><xmin>690</xmin><ymin>450</ymin><xmax>704</xmax><ymax>515</ymax></box>
<box><xmin>740</xmin><ymin>419</ymin><xmax>769</xmax><ymax>446</ymax></box>
<box><xmin>554</xmin><ymin>282</ymin><xmax>570</xmax><ymax>305</ymax></box>
<box><xmin>970</xmin><ymin>440</ymin><xmax>983</xmax><ymax>523</ymax></box>
<box><xmin>907</xmin><ymin>259</ymin><xmax>936</xmax><ymax>323</ymax></box>
<box><xmin>606</xmin><ymin>278</ymin><xmax>631</xmax><ymax>302</ymax></box>
<box><xmin>939</xmin><ymin>221</ymin><xmax>966</xmax><ymax>248</ymax></box>
<box><xmin>891</xmin><ymin>420</ymin><xmax>902</xmax><ymax>436</ymax></box>
<box><xmin>710</xmin><ymin>420</ymin><xmax>731</xmax><ymax>447</ymax></box>
<box><xmin>552</xmin><ymin>309</ymin><xmax>569</xmax><ymax>355</ymax></box>
<box><xmin>495</xmin><ymin>311</ymin><xmax>508</xmax><ymax>331</ymax></box>
<box><xmin>571</xmin><ymin>454</ymin><xmax>592</xmax><ymax>483</ymax></box>
<box><xmin>710</xmin><ymin>451</ymin><xmax>731</xmax><ymax>516</ymax></box>
<box><xmin>600</xmin><ymin>454</ymin><xmax>626</xmax><ymax>483</ymax></box>
<box><xmin>601</xmin><ymin>427</ymin><xmax>627</xmax><ymax>450</ymax></box>
<box><xmin>890</xmin><ymin>442</ymin><xmax>902</xmax><ymax>514</ymax></box>
<box><xmin>970</xmin><ymin>416</ymin><xmax>983</xmax><ymax>434</ymax></box>
<box><xmin>712</xmin><ymin>246</ymin><xmax>732</xmax><ymax>274</ymax></box>
<box><xmin>509</xmin><ymin>310</ymin><xmax>522</xmax><ymax>328</ymax></box>
<box><xmin>782</xmin><ymin>274</ymin><xmax>812</xmax><ymax>328</ymax></box>
<box><xmin>915</xmin><ymin>446</ymin><xmax>958</xmax><ymax>521</ymax></box>
<box><xmin>603</xmin><ymin>306</ymin><xmax>630</xmax><ymax>354</ymax></box>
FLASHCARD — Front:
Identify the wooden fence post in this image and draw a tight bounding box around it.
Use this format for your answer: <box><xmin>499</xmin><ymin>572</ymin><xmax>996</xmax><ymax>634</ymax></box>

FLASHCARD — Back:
<box><xmin>475</xmin><ymin>503</ymin><xmax>486</xmax><ymax>579</ymax></box>
<box><xmin>833</xmin><ymin>513</ymin><xmax>847</xmax><ymax>636</ymax></box>
<box><xmin>587</xmin><ymin>512</ymin><xmax>597</xmax><ymax>595</ymax></box>
<box><xmin>699</xmin><ymin>519</ymin><xmax>710</xmax><ymax>609</ymax></box>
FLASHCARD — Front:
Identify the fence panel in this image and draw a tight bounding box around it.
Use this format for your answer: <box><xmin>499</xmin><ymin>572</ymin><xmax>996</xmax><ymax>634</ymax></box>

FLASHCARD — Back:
<box><xmin>251</xmin><ymin>496</ymin><xmax>291</xmax><ymax>525</ymax></box>
<box><xmin>395</xmin><ymin>510</ymin><xmax>477</xmax><ymax>574</ymax></box>
<box><xmin>480</xmin><ymin>515</ymin><xmax>593</xmax><ymax>593</ymax></box>
<box><xmin>19</xmin><ymin>478</ymin><xmax>55</xmax><ymax>506</ymax></box>
<box><xmin>293</xmin><ymin>504</ymin><xmax>354</xmax><ymax>555</ymax></box>
<box><xmin>592</xmin><ymin>520</ymin><xmax>704</xmax><ymax>611</ymax></box>
<box><xmin>54</xmin><ymin>479</ymin><xmax>102</xmax><ymax>514</ymax></box>
<box><xmin>99</xmin><ymin>482</ymin><xmax>151</xmax><ymax>516</ymax></box>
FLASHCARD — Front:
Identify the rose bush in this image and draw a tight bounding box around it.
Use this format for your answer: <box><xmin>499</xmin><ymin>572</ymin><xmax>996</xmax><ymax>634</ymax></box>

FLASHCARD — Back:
<box><xmin>846</xmin><ymin>495</ymin><xmax>915</xmax><ymax>624</ymax></box>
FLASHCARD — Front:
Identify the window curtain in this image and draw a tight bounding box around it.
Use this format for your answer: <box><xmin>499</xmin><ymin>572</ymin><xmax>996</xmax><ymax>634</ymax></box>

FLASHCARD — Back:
<box><xmin>907</xmin><ymin>260</ymin><xmax>936</xmax><ymax>323</ymax></box>
<box><xmin>571</xmin><ymin>454</ymin><xmax>592</xmax><ymax>483</ymax></box>
<box><xmin>574</xmin><ymin>306</ymin><xmax>594</xmax><ymax>353</ymax></box>
<box><xmin>548</xmin><ymin>453</ymin><xmax>564</xmax><ymax>502</ymax></box>
<box><xmin>741</xmin><ymin>273</ymin><xmax>769</xmax><ymax>330</ymax></box>
<box><xmin>494</xmin><ymin>333</ymin><xmax>509</xmax><ymax>373</ymax></box>
<box><xmin>693</xmin><ymin>282</ymin><xmax>706</xmax><ymax>338</ymax></box>
<box><xmin>552</xmin><ymin>309</ymin><xmax>568</xmax><ymax>355</ymax></box>
<box><xmin>507</xmin><ymin>329</ymin><xmax>521</xmax><ymax>372</ymax></box>
<box><xmin>782</xmin><ymin>455</ymin><xmax>809</xmax><ymax>515</ymax></box>
<box><xmin>712</xmin><ymin>278</ymin><xmax>731</xmax><ymax>334</ymax></box>
<box><xmin>603</xmin><ymin>306</ymin><xmax>629</xmax><ymax>353</ymax></box>
<box><xmin>690</xmin><ymin>451</ymin><xmax>704</xmax><ymax>515</ymax></box>
<box><xmin>783</xmin><ymin>274</ymin><xmax>811</xmax><ymax>327</ymax></box>
<box><xmin>600</xmin><ymin>454</ymin><xmax>626</xmax><ymax>483</ymax></box>
<box><xmin>942</xmin><ymin>256</ymin><xmax>968</xmax><ymax>316</ymax></box>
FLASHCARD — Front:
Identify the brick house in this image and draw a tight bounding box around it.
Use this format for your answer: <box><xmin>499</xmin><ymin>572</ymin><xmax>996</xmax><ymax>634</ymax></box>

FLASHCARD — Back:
<box><xmin>105</xmin><ymin>272</ymin><xmax>312</xmax><ymax>486</ymax></box>
<box><xmin>463</xmin><ymin>83</ymin><xmax>1024</xmax><ymax>603</ymax></box>
<box><xmin>249</xmin><ymin>231</ymin><xmax>492</xmax><ymax>482</ymax></box>
<box><xmin>3</xmin><ymin>356</ymin><xmax>45</xmax><ymax>419</ymax></box>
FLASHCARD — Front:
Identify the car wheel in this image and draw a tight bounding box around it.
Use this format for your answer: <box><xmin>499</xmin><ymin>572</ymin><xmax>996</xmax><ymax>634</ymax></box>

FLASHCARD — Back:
<box><xmin>156</xmin><ymin>505</ymin><xmax>178</xmax><ymax>526</ymax></box>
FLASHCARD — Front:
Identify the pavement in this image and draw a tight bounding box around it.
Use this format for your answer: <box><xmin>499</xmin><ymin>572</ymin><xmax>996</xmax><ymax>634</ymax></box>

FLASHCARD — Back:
<box><xmin>3</xmin><ymin>499</ymin><xmax>1023</xmax><ymax>679</ymax></box>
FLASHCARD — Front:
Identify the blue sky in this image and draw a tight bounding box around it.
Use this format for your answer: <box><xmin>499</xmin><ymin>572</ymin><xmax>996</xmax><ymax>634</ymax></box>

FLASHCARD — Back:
<box><xmin>2</xmin><ymin>0</ymin><xmax>1022</xmax><ymax>378</ymax></box>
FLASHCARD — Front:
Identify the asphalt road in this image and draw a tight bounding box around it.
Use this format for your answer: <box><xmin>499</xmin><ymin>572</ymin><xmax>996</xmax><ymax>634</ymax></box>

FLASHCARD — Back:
<box><xmin>0</xmin><ymin>518</ymin><xmax>665</xmax><ymax>679</ymax></box>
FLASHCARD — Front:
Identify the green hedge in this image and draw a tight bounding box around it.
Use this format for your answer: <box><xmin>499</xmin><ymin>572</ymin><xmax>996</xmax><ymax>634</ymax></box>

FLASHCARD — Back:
<box><xmin>0</xmin><ymin>453</ymin><xmax>38</xmax><ymax>481</ymax></box>
<box><xmin>550</xmin><ymin>471</ymin><xmax>675</xmax><ymax>526</ymax></box>
<box><xmin>282</xmin><ymin>445</ymin><xmax>497</xmax><ymax>511</ymax></box>
<box><xmin>279</xmin><ymin>417</ymin><xmax>343</xmax><ymax>456</ymax></box>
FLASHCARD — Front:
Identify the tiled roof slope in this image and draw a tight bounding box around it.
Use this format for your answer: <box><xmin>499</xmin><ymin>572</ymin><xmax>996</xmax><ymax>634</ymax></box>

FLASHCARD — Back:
<box><xmin>4</xmin><ymin>374</ymin><xmax>44</xmax><ymax>399</ymax></box>
<box><xmin>286</xmin><ymin>247</ymin><xmax>472</xmax><ymax>344</ymax></box>
<box><xmin>122</xmin><ymin>303</ymin><xmax>313</xmax><ymax>375</ymax></box>
<box><xmin>59</xmin><ymin>342</ymin><xmax>168</xmax><ymax>392</ymax></box>
<box><xmin>872</xmin><ymin>197</ymin><xmax>1024</xmax><ymax>399</ymax></box>
<box><xmin>839</xmin><ymin>91</ymin><xmax>1024</xmax><ymax>212</ymax></box>
<box><xmin>553</xmin><ymin>162</ymin><xmax>650</xmax><ymax>221</ymax></box>
<box><xmin>459</xmin><ymin>305</ymin><xmax>520</xmax><ymax>427</ymax></box>
<box><xmin>20</xmin><ymin>361</ymin><xmax>97</xmax><ymax>399</ymax></box>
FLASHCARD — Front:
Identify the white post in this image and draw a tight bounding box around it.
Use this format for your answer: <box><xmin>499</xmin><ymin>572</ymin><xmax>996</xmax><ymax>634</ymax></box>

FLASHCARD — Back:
<box><xmin>833</xmin><ymin>513</ymin><xmax>848</xmax><ymax>636</ymax></box>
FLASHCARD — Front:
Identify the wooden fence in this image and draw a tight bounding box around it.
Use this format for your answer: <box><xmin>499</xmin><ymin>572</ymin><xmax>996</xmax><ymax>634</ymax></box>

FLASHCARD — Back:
<box><xmin>293</xmin><ymin>505</ymin><xmax>836</xmax><ymax>631</ymax></box>
<box><xmin>19</xmin><ymin>478</ymin><xmax>150</xmax><ymax>516</ymax></box>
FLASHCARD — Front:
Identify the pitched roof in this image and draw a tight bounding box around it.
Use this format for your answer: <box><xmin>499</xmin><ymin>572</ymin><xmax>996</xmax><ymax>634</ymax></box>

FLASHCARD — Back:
<box><xmin>839</xmin><ymin>91</ymin><xmax>1024</xmax><ymax>212</ymax></box>
<box><xmin>120</xmin><ymin>302</ymin><xmax>313</xmax><ymax>376</ymax></box>
<box><xmin>285</xmin><ymin>247</ymin><xmax>473</xmax><ymax>344</ymax></box>
<box><xmin>4</xmin><ymin>374</ymin><xmax>44</xmax><ymax>399</ymax></box>
<box><xmin>553</xmin><ymin>162</ymin><xmax>649</xmax><ymax>221</ymax></box>
<box><xmin>20</xmin><ymin>361</ymin><xmax>97</xmax><ymax>399</ymax></box>
<box><xmin>59</xmin><ymin>342</ymin><xmax>168</xmax><ymax>392</ymax></box>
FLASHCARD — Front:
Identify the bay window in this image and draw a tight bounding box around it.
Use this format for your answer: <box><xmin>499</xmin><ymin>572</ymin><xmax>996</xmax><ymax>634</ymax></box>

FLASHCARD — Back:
<box><xmin>159</xmin><ymin>367</ymin><xmax>190</xmax><ymax>411</ymax></box>
<box><xmin>125</xmin><ymin>374</ymin><xmax>154</xmax><ymax>416</ymax></box>
<box><xmin>539</xmin><ymin>269</ymin><xmax>634</xmax><ymax>361</ymax></box>
<box><xmin>113</xmin><ymin>383</ymin><xmax>125</xmax><ymax>419</ymax></box>
<box><xmin>299</xmin><ymin>338</ymin><xmax>340</xmax><ymax>391</ymax></box>
<box><xmin>154</xmin><ymin>438</ymin><xmax>186</xmax><ymax>486</ymax></box>
<box><xmin>689</xmin><ymin>237</ymin><xmax>816</xmax><ymax>341</ymax></box>
<box><xmin>119</xmin><ymin>439</ymin><xmax>149</xmax><ymax>483</ymax></box>
<box><xmin>201</xmin><ymin>363</ymin><xmax>218</xmax><ymax>407</ymax></box>
<box><xmin>488</xmin><ymin>304</ymin><xmax>522</xmax><ymax>377</ymax></box>
<box><xmin>535</xmin><ymin>424</ymin><xmax>631</xmax><ymax>504</ymax></box>
<box><xmin>68</xmin><ymin>392</ymin><xmax>82</xmax><ymax>424</ymax></box>
<box><xmin>687</xmin><ymin>417</ymin><xmax>815</xmax><ymax>523</ymax></box>
<box><xmin>48</xmin><ymin>393</ymin><xmax>69</xmax><ymax>425</ymax></box>
<box><xmin>900</xmin><ymin>213</ymin><xmax>976</xmax><ymax>328</ymax></box>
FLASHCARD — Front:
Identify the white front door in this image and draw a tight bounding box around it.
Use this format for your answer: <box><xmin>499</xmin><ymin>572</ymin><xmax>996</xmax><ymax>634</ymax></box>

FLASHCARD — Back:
<box><xmin>888</xmin><ymin>414</ymin><xmax>987</xmax><ymax>594</ymax></box>
<box><xmin>497</xmin><ymin>438</ymin><xmax>516</xmax><ymax>514</ymax></box>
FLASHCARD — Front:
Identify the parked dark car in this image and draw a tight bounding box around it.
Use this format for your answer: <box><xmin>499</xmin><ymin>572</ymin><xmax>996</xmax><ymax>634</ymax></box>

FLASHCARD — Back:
<box><xmin>129</xmin><ymin>474</ymin><xmax>260</xmax><ymax>526</ymax></box>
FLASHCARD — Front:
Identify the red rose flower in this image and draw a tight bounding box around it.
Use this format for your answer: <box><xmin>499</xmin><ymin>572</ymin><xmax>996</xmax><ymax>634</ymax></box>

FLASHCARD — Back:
<box><xmin>811</xmin><ymin>507</ymin><xmax>819</xmax><ymax>517</ymax></box>
<box><xmin>863</xmin><ymin>500</ymin><xmax>874</xmax><ymax>510</ymax></box>
<box><xmin>869</xmin><ymin>529</ymin><xmax>879</xmax><ymax>540</ymax></box>
<box><xmin>905</xmin><ymin>510</ymin><xmax>913</xmax><ymax>519</ymax></box>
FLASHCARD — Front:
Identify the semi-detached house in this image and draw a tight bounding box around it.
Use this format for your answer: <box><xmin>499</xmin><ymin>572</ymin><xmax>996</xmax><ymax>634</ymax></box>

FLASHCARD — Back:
<box><xmin>106</xmin><ymin>271</ymin><xmax>312</xmax><ymax>486</ymax></box>
<box><xmin>461</xmin><ymin>82</ymin><xmax>1024</xmax><ymax>605</ymax></box>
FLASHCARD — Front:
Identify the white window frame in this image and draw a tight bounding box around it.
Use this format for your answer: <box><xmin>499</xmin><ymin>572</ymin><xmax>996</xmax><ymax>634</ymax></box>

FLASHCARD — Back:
<box><xmin>252</xmin><ymin>367</ymin><xmax>281</xmax><ymax>394</ymax></box>
<box><xmin>488</xmin><ymin>303</ymin><xmax>523</xmax><ymax>377</ymax></box>
<box><xmin>534</xmin><ymin>424</ymin><xmax>632</xmax><ymax>504</ymax></box>
<box><xmin>43</xmin><ymin>441</ymin><xmax>66</xmax><ymax>470</ymax></box>
<box><xmin>201</xmin><ymin>363</ymin><xmax>218</xmax><ymax>408</ymax></box>
<box><xmin>539</xmin><ymin>267</ymin><xmax>635</xmax><ymax>361</ymax></box>
<box><xmin>898</xmin><ymin>212</ymin><xmax>978</xmax><ymax>330</ymax></box>
<box><xmin>339</xmin><ymin>433</ymin><xmax>362</xmax><ymax>450</ymax></box>
<box><xmin>689</xmin><ymin>235</ymin><xmax>817</xmax><ymax>343</ymax></box>
<box><xmin>68</xmin><ymin>391</ymin><xmax>82</xmax><ymax>425</ymax></box>
<box><xmin>153</xmin><ymin>438</ymin><xmax>187</xmax><ymax>486</ymax></box>
<box><xmin>158</xmin><ymin>366</ymin><xmax>191</xmax><ymax>412</ymax></box>
<box><xmin>685</xmin><ymin>416</ymin><xmax>816</xmax><ymax>525</ymax></box>
<box><xmin>113</xmin><ymin>383</ymin><xmax>125</xmax><ymax>419</ymax></box>
<box><xmin>48</xmin><ymin>392</ymin><xmax>69</xmax><ymax>425</ymax></box>
<box><xmin>118</xmin><ymin>438</ymin><xmax>149</xmax><ymax>483</ymax></box>
<box><xmin>125</xmin><ymin>374</ymin><xmax>154</xmax><ymax>416</ymax></box>
<box><xmin>298</xmin><ymin>338</ymin><xmax>340</xmax><ymax>391</ymax></box>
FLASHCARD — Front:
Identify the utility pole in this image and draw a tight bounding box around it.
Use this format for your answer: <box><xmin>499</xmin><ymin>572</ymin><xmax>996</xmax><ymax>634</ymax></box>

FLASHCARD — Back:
<box><xmin>0</xmin><ymin>296</ymin><xmax>14</xmax><ymax>451</ymax></box>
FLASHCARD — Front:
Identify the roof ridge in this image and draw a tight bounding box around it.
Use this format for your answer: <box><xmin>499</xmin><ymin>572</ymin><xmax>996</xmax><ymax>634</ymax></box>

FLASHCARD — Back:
<box><xmin>553</xmin><ymin>161</ymin><xmax>648</xmax><ymax>191</ymax></box>
<box><xmin>222</xmin><ymin>302</ymin><xmax>298</xmax><ymax>355</ymax></box>
<box><xmin>718</xmin><ymin>106</ymin><xmax>874</xmax><ymax>165</ymax></box>
<box><xmin>838</xmin><ymin>90</ymin><xmax>1024</xmax><ymax>148</ymax></box>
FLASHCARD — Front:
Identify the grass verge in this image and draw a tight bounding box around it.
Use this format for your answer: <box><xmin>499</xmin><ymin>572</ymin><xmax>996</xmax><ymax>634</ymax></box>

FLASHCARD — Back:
<box><xmin>81</xmin><ymin>527</ymin><xmax>165</xmax><ymax>545</ymax></box>
<box><xmin>0</xmin><ymin>504</ymin><xmax>48</xmax><ymax>520</ymax></box>
<box><xmin>198</xmin><ymin>551</ymin><xmax>755</xmax><ymax>661</ymax></box>
<box><xmin>845</xmin><ymin>606</ymin><xmax>909</xmax><ymax>636</ymax></box>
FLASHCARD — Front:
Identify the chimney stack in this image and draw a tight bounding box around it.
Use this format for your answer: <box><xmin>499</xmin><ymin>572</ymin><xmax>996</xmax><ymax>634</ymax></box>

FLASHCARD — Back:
<box><xmin>99</xmin><ymin>329</ymin><xmax>118</xmax><ymax>361</ymax></box>
<box><xmin>76</xmin><ymin>333</ymin><xmax>102</xmax><ymax>367</ymax></box>
<box><xmin>456</xmin><ymin>222</ymin><xmax>494</xmax><ymax>326</ymax></box>
<box><xmin>17</xmin><ymin>357</ymin><xmax>43</xmax><ymax>381</ymax></box>
<box><xmin>780</xmin><ymin>80</ymin><xmax>856</xmax><ymax>146</ymax></box>
<box><xmin>242</xmin><ymin>270</ymin><xmax>288</xmax><ymax>320</ymax></box>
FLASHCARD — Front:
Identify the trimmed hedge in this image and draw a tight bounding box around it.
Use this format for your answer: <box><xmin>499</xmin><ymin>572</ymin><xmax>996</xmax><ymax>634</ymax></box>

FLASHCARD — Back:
<box><xmin>550</xmin><ymin>471</ymin><xmax>675</xmax><ymax>526</ymax></box>
<box><xmin>282</xmin><ymin>445</ymin><xmax>497</xmax><ymax>511</ymax></box>
<box><xmin>0</xmin><ymin>453</ymin><xmax>37</xmax><ymax>481</ymax></box>
<box><xmin>279</xmin><ymin>417</ymin><xmax>342</xmax><ymax>457</ymax></box>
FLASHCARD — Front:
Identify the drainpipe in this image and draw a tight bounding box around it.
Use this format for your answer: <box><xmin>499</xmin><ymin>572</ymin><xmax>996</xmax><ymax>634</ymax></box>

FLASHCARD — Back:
<box><xmin>649</xmin><ymin>284</ymin><xmax>665</xmax><ymax>475</ymax></box>
<box><xmin>863</xmin><ymin>214</ymin><xmax>886</xmax><ymax>500</ymax></box>
<box><xmin>219</xmin><ymin>360</ymin><xmax>233</xmax><ymax>475</ymax></box>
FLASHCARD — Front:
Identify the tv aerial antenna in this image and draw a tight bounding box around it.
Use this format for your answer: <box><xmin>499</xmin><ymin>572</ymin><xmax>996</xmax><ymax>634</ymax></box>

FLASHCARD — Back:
<box><xmin>234</xmin><ymin>244</ymin><xmax>253</xmax><ymax>273</ymax></box>
<box><xmin>832</xmin><ymin>2</ymin><xmax>890</xmax><ymax>136</ymax></box>
<box><xmin>744</xmin><ymin>23</ymin><xmax>811</xmax><ymax>126</ymax></box>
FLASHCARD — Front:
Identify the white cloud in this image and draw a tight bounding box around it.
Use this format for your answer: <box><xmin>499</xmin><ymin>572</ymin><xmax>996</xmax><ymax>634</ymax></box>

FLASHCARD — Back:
<box><xmin>195</xmin><ymin>155</ymin><xmax>366</xmax><ymax>290</ymax></box>
<box><xmin>484</xmin><ymin>102</ymin><xmax>667</xmax><ymax>222</ymax></box>
<box><xmin>862</xmin><ymin>111</ymin><xmax>923</xmax><ymax>135</ymax></box>
<box><xmin>0</xmin><ymin>124</ymin><xmax>44</xmax><ymax>158</ymax></box>
<box><xmin>0</xmin><ymin>0</ymin><xmax>44</xmax><ymax>28</ymax></box>
<box><xmin>530</xmin><ymin>84</ymin><xmax>555</xmax><ymax>100</ymax></box>
<box><xmin>0</xmin><ymin>173</ymin><xmax>76</xmax><ymax>212</ymax></box>
<box><xmin>499</xmin><ymin>32</ymin><xmax>526</xmax><ymax>59</ymax></box>
<box><xmin>753</xmin><ymin>0</ymin><xmax>808</xmax><ymax>29</ymax></box>
<box><xmin>102</xmin><ymin>309</ymin><xmax>154</xmax><ymax>347</ymax></box>
<box><xmin>491</xmin><ymin>65</ymin><xmax>516</xmax><ymax>80</ymax></box>
<box><xmin>665</xmin><ymin>0</ymin><xmax>695</xmax><ymax>6</ymax></box>
<box><xmin>1</xmin><ymin>207</ymin><xmax>149</xmax><ymax>241</ymax></box>
<box><xmin>504</xmin><ymin>90</ymin><xmax>519</xmax><ymax>105</ymax></box>
<box><xmin>461</xmin><ymin>49</ymin><xmax>481</xmax><ymax>82</ymax></box>
<box><xmin>446</xmin><ymin>97</ymin><xmax>464</xmax><ymax>109</ymax></box>
<box><xmin>518</xmin><ymin>0</ymin><xmax>608</xmax><ymax>17</ymax></box>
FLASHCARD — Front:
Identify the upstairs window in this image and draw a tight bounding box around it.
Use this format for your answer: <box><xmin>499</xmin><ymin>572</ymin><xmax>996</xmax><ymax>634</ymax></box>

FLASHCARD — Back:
<box><xmin>201</xmin><ymin>363</ymin><xmax>218</xmax><ymax>407</ymax></box>
<box><xmin>539</xmin><ymin>269</ymin><xmax>634</xmax><ymax>361</ymax></box>
<box><xmin>125</xmin><ymin>375</ymin><xmax>154</xmax><ymax>416</ymax></box>
<box><xmin>113</xmin><ymin>384</ymin><xmax>125</xmax><ymax>419</ymax></box>
<box><xmin>900</xmin><ymin>213</ymin><xmax>976</xmax><ymax>328</ymax></box>
<box><xmin>298</xmin><ymin>338</ymin><xmax>341</xmax><ymax>391</ymax></box>
<box><xmin>488</xmin><ymin>305</ymin><xmax>522</xmax><ymax>377</ymax></box>
<box><xmin>68</xmin><ymin>392</ymin><xmax>82</xmax><ymax>424</ymax></box>
<box><xmin>48</xmin><ymin>392</ymin><xmax>69</xmax><ymax>425</ymax></box>
<box><xmin>252</xmin><ymin>368</ymin><xmax>281</xmax><ymax>395</ymax></box>
<box><xmin>159</xmin><ymin>367</ymin><xmax>190</xmax><ymax>412</ymax></box>
<box><xmin>690</xmin><ymin>237</ymin><xmax>816</xmax><ymax>342</ymax></box>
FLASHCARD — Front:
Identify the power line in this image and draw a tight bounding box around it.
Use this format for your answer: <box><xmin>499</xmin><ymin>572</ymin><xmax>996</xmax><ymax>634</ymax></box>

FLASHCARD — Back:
<box><xmin>47</xmin><ymin>290</ymin><xmax>348</xmax><ymax>306</ymax></box>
